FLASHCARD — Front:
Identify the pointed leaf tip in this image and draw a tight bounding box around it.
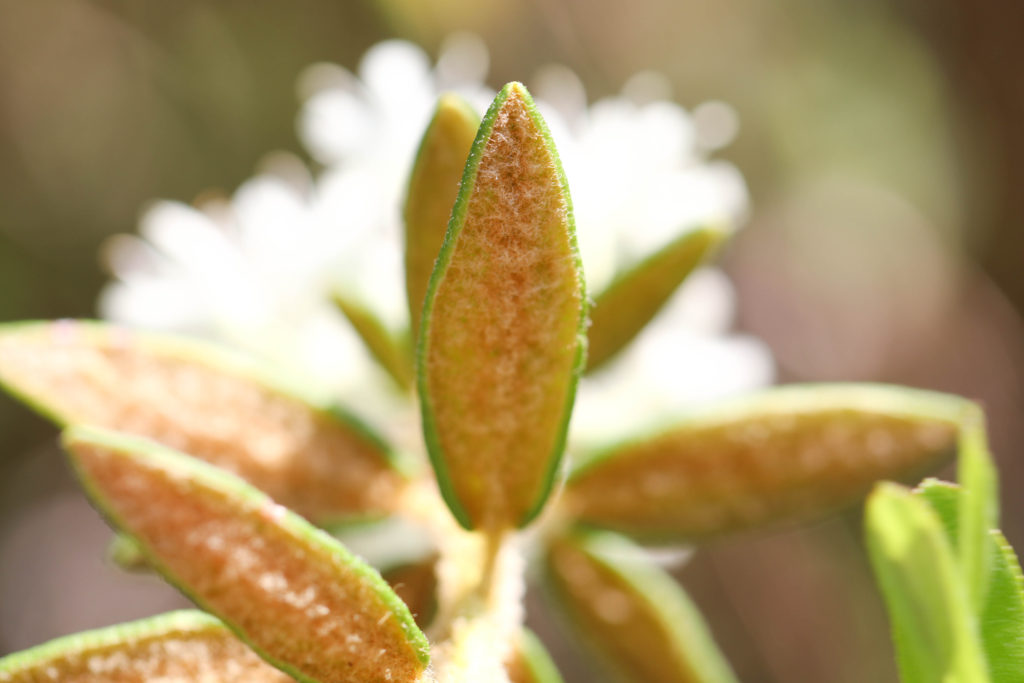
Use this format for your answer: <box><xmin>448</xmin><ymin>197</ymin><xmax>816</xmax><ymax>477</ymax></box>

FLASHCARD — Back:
<box><xmin>865</xmin><ymin>483</ymin><xmax>989</xmax><ymax>683</ymax></box>
<box><xmin>404</xmin><ymin>94</ymin><xmax>480</xmax><ymax>338</ymax></box>
<box><xmin>418</xmin><ymin>82</ymin><xmax>587</xmax><ymax>530</ymax></box>
<box><xmin>63</xmin><ymin>426</ymin><xmax>430</xmax><ymax>683</ymax></box>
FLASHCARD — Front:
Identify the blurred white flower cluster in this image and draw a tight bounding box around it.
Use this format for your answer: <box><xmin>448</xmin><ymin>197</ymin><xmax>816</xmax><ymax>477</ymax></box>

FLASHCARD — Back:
<box><xmin>99</xmin><ymin>34</ymin><xmax>772</xmax><ymax>444</ymax></box>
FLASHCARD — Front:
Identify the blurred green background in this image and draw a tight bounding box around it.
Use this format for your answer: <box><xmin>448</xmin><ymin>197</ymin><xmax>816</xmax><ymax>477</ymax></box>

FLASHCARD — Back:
<box><xmin>1</xmin><ymin>0</ymin><xmax>1023</xmax><ymax>680</ymax></box>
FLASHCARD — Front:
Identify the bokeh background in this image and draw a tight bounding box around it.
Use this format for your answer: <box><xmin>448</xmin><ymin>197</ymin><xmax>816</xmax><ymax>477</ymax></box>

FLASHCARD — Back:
<box><xmin>1</xmin><ymin>1</ymin><xmax>1023</xmax><ymax>681</ymax></box>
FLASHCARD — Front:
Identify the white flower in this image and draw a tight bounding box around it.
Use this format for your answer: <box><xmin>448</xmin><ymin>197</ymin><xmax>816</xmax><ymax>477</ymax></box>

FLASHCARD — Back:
<box><xmin>99</xmin><ymin>162</ymin><xmax>398</xmax><ymax>415</ymax></box>
<box><xmin>99</xmin><ymin>36</ymin><xmax>773</xmax><ymax>445</ymax></box>
<box><xmin>524</xmin><ymin>65</ymin><xmax>769</xmax><ymax>443</ymax></box>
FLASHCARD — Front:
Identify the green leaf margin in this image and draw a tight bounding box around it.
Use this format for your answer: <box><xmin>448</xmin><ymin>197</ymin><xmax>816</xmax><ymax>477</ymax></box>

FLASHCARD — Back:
<box><xmin>415</xmin><ymin>82</ymin><xmax>588</xmax><ymax>530</ymax></box>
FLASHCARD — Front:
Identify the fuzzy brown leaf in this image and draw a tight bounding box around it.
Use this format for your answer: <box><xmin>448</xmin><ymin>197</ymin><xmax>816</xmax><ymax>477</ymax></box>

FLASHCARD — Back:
<box><xmin>566</xmin><ymin>384</ymin><xmax>970</xmax><ymax>541</ymax></box>
<box><xmin>0</xmin><ymin>321</ymin><xmax>403</xmax><ymax>524</ymax></box>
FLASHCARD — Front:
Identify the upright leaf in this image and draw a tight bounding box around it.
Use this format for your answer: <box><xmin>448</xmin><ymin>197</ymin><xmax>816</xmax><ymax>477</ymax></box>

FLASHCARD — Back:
<box><xmin>957</xmin><ymin>409</ymin><xmax>999</xmax><ymax>613</ymax></box>
<box><xmin>545</xmin><ymin>530</ymin><xmax>737</xmax><ymax>683</ymax></box>
<box><xmin>865</xmin><ymin>483</ymin><xmax>989</xmax><ymax>683</ymax></box>
<box><xmin>565</xmin><ymin>384</ymin><xmax>970</xmax><ymax>541</ymax></box>
<box><xmin>404</xmin><ymin>94</ymin><xmax>480</xmax><ymax>337</ymax></box>
<box><xmin>0</xmin><ymin>611</ymin><xmax>292</xmax><ymax>683</ymax></box>
<box><xmin>418</xmin><ymin>82</ymin><xmax>587</xmax><ymax>530</ymax></box>
<box><xmin>587</xmin><ymin>226</ymin><xmax>724</xmax><ymax>372</ymax></box>
<box><xmin>0</xmin><ymin>321</ymin><xmax>403</xmax><ymax>524</ymax></box>
<box><xmin>63</xmin><ymin>426</ymin><xmax>430</xmax><ymax>683</ymax></box>
<box><xmin>915</xmin><ymin>480</ymin><xmax>1024</xmax><ymax>682</ymax></box>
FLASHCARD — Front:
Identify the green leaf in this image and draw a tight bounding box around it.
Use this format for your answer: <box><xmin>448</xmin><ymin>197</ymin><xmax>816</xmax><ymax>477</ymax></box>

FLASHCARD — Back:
<box><xmin>333</xmin><ymin>293</ymin><xmax>413</xmax><ymax>391</ymax></box>
<box><xmin>957</xmin><ymin>408</ymin><xmax>999</xmax><ymax>613</ymax></box>
<box><xmin>418</xmin><ymin>82</ymin><xmax>587</xmax><ymax>531</ymax></box>
<box><xmin>865</xmin><ymin>482</ymin><xmax>989</xmax><ymax>683</ymax></box>
<box><xmin>0</xmin><ymin>610</ymin><xmax>292</xmax><ymax>682</ymax></box>
<box><xmin>915</xmin><ymin>480</ymin><xmax>1024</xmax><ymax>682</ymax></box>
<box><xmin>506</xmin><ymin>628</ymin><xmax>565</xmax><ymax>683</ymax></box>
<box><xmin>62</xmin><ymin>425</ymin><xmax>431</xmax><ymax>683</ymax></box>
<box><xmin>545</xmin><ymin>530</ymin><xmax>737</xmax><ymax>683</ymax></box>
<box><xmin>0</xmin><ymin>320</ymin><xmax>404</xmax><ymax>524</ymax></box>
<box><xmin>566</xmin><ymin>383</ymin><xmax>970</xmax><ymax>541</ymax></box>
<box><xmin>404</xmin><ymin>94</ymin><xmax>480</xmax><ymax>338</ymax></box>
<box><xmin>586</xmin><ymin>225</ymin><xmax>725</xmax><ymax>372</ymax></box>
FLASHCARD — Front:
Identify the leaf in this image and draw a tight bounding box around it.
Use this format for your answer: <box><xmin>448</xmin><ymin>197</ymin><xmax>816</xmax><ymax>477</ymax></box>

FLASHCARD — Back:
<box><xmin>506</xmin><ymin>628</ymin><xmax>565</xmax><ymax>683</ymax></box>
<box><xmin>987</xmin><ymin>533</ymin><xmax>1024</xmax><ymax>683</ymax></box>
<box><xmin>865</xmin><ymin>482</ymin><xmax>989</xmax><ymax>683</ymax></box>
<box><xmin>326</xmin><ymin>517</ymin><xmax>438</xmax><ymax>629</ymax></box>
<box><xmin>565</xmin><ymin>384</ymin><xmax>969</xmax><ymax>541</ymax></box>
<box><xmin>418</xmin><ymin>82</ymin><xmax>587</xmax><ymax>531</ymax></box>
<box><xmin>545</xmin><ymin>530</ymin><xmax>737</xmax><ymax>683</ymax></box>
<box><xmin>957</xmin><ymin>409</ymin><xmax>999</xmax><ymax>613</ymax></box>
<box><xmin>333</xmin><ymin>293</ymin><xmax>414</xmax><ymax>391</ymax></box>
<box><xmin>915</xmin><ymin>480</ymin><xmax>1024</xmax><ymax>682</ymax></box>
<box><xmin>0</xmin><ymin>320</ymin><xmax>403</xmax><ymax>524</ymax></box>
<box><xmin>586</xmin><ymin>226</ymin><xmax>725</xmax><ymax>372</ymax></box>
<box><xmin>0</xmin><ymin>610</ymin><xmax>292</xmax><ymax>682</ymax></box>
<box><xmin>62</xmin><ymin>426</ymin><xmax>431</xmax><ymax>683</ymax></box>
<box><xmin>404</xmin><ymin>94</ymin><xmax>481</xmax><ymax>338</ymax></box>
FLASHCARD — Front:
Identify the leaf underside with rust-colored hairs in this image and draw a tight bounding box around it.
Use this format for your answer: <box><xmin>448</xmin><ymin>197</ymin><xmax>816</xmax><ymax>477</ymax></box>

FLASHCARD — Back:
<box><xmin>586</xmin><ymin>226</ymin><xmax>724</xmax><ymax>373</ymax></box>
<box><xmin>545</xmin><ymin>531</ymin><xmax>737</xmax><ymax>683</ymax></box>
<box><xmin>63</xmin><ymin>426</ymin><xmax>430</xmax><ymax>683</ymax></box>
<box><xmin>566</xmin><ymin>384</ymin><xmax>970</xmax><ymax>541</ymax></box>
<box><xmin>404</xmin><ymin>94</ymin><xmax>480</xmax><ymax>338</ymax></box>
<box><xmin>506</xmin><ymin>628</ymin><xmax>565</xmax><ymax>683</ymax></box>
<box><xmin>0</xmin><ymin>610</ymin><xmax>292</xmax><ymax>683</ymax></box>
<box><xmin>915</xmin><ymin>479</ymin><xmax>1024</xmax><ymax>682</ymax></box>
<box><xmin>418</xmin><ymin>82</ymin><xmax>587</xmax><ymax>530</ymax></box>
<box><xmin>0</xmin><ymin>321</ymin><xmax>403</xmax><ymax>524</ymax></box>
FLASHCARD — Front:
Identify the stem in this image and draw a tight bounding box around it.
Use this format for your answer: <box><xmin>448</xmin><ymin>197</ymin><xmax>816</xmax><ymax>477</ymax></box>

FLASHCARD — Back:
<box><xmin>396</xmin><ymin>483</ymin><xmax>525</xmax><ymax>682</ymax></box>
